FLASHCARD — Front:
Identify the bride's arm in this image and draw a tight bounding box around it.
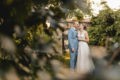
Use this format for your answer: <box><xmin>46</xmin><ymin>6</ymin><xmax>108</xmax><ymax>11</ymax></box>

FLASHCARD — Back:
<box><xmin>78</xmin><ymin>31</ymin><xmax>89</xmax><ymax>42</ymax></box>
<box><xmin>84</xmin><ymin>31</ymin><xmax>89</xmax><ymax>42</ymax></box>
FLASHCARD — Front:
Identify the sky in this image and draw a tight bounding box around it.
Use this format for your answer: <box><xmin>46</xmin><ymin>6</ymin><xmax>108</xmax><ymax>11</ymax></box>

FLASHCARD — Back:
<box><xmin>106</xmin><ymin>0</ymin><xmax>120</xmax><ymax>9</ymax></box>
<box><xmin>91</xmin><ymin>0</ymin><xmax>120</xmax><ymax>15</ymax></box>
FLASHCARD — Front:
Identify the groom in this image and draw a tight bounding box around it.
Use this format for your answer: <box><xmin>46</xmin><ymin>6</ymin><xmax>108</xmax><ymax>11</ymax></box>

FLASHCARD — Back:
<box><xmin>68</xmin><ymin>20</ymin><xmax>78</xmax><ymax>69</ymax></box>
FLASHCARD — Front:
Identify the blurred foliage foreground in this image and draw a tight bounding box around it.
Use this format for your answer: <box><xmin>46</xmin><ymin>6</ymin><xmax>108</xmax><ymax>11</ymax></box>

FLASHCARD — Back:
<box><xmin>0</xmin><ymin>0</ymin><xmax>90</xmax><ymax>80</ymax></box>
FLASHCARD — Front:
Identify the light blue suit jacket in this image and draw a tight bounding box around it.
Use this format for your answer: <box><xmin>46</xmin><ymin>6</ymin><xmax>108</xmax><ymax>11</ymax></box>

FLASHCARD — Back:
<box><xmin>68</xmin><ymin>27</ymin><xmax>78</xmax><ymax>53</ymax></box>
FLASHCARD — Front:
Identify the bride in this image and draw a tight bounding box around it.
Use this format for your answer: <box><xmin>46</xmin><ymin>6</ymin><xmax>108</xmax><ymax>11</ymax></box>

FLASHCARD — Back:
<box><xmin>76</xmin><ymin>23</ymin><xmax>95</xmax><ymax>74</ymax></box>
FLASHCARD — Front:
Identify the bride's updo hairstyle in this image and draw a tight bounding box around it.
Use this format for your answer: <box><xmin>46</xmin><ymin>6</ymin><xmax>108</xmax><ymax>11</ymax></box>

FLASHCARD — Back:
<box><xmin>83</xmin><ymin>23</ymin><xmax>87</xmax><ymax>30</ymax></box>
<box><xmin>79</xmin><ymin>22</ymin><xmax>87</xmax><ymax>30</ymax></box>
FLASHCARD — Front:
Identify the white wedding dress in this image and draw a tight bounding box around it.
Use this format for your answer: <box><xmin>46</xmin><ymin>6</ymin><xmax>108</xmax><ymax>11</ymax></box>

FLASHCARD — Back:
<box><xmin>76</xmin><ymin>30</ymin><xmax>95</xmax><ymax>74</ymax></box>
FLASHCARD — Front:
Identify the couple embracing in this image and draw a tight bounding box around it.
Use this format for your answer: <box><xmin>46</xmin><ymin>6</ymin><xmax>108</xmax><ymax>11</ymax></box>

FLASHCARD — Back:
<box><xmin>68</xmin><ymin>21</ymin><xmax>94</xmax><ymax>74</ymax></box>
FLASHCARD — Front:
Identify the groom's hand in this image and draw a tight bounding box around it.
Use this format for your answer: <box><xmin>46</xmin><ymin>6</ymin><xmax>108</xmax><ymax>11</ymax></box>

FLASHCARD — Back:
<box><xmin>72</xmin><ymin>48</ymin><xmax>75</xmax><ymax>52</ymax></box>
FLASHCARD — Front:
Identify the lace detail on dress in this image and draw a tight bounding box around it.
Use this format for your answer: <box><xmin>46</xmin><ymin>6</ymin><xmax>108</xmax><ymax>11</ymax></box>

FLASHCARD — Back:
<box><xmin>77</xmin><ymin>31</ymin><xmax>85</xmax><ymax>41</ymax></box>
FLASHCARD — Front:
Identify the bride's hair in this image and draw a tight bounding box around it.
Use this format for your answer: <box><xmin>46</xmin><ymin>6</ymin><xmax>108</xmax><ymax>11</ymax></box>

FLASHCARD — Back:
<box><xmin>80</xmin><ymin>22</ymin><xmax>87</xmax><ymax>30</ymax></box>
<box><xmin>83</xmin><ymin>23</ymin><xmax>87</xmax><ymax>30</ymax></box>
<box><xmin>80</xmin><ymin>23</ymin><xmax>87</xmax><ymax>30</ymax></box>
